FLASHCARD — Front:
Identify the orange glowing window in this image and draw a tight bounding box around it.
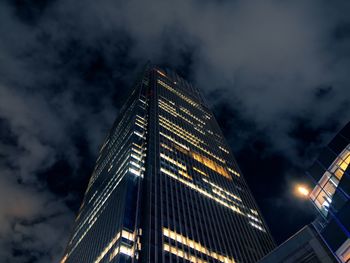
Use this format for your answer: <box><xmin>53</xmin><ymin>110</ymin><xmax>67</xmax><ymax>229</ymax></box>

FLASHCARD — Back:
<box><xmin>157</xmin><ymin>70</ymin><xmax>166</xmax><ymax>77</ymax></box>
<box><xmin>179</xmin><ymin>170</ymin><xmax>192</xmax><ymax>180</ymax></box>
<box><xmin>310</xmin><ymin>145</ymin><xmax>350</xmax><ymax>217</ymax></box>
<box><xmin>172</xmin><ymin>144</ymin><xmax>231</xmax><ymax>180</ymax></box>
<box><xmin>191</xmin><ymin>152</ymin><xmax>231</xmax><ymax>180</ymax></box>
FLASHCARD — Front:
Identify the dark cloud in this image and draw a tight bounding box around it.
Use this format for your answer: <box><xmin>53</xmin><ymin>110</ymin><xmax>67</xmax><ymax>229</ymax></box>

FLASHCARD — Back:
<box><xmin>1</xmin><ymin>0</ymin><xmax>350</xmax><ymax>260</ymax></box>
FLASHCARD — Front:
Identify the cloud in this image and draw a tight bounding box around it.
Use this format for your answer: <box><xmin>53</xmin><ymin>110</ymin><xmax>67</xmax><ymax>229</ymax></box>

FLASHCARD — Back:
<box><xmin>0</xmin><ymin>0</ymin><xmax>350</xmax><ymax>260</ymax></box>
<box><xmin>0</xmin><ymin>165</ymin><xmax>74</xmax><ymax>262</ymax></box>
<box><xmin>52</xmin><ymin>0</ymin><xmax>350</xmax><ymax>160</ymax></box>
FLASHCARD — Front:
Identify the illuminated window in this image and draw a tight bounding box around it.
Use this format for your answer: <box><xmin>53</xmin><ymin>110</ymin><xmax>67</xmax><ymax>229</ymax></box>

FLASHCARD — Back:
<box><xmin>249</xmin><ymin>222</ymin><xmax>266</xmax><ymax>232</ymax></box>
<box><xmin>202</xmin><ymin>178</ymin><xmax>242</xmax><ymax>202</ymax></box>
<box><xmin>160</xmin><ymin>168</ymin><xmax>243</xmax><ymax>215</ymax></box>
<box><xmin>161</xmin><ymin>126</ymin><xmax>226</xmax><ymax>165</ymax></box>
<box><xmin>251</xmin><ymin>209</ymin><xmax>259</xmax><ymax>215</ymax></box>
<box><xmin>219</xmin><ymin>146</ymin><xmax>230</xmax><ymax>154</ymax></box>
<box><xmin>158</xmin><ymin>99</ymin><xmax>178</xmax><ymax>118</ymax></box>
<box><xmin>132</xmin><ymin>142</ymin><xmax>143</xmax><ymax>149</ymax></box>
<box><xmin>163</xmin><ymin>243</ymin><xmax>206</xmax><ymax>263</ymax></box>
<box><xmin>336</xmin><ymin>239</ymin><xmax>350</xmax><ymax>263</ymax></box>
<box><xmin>171</xmin><ymin>144</ymin><xmax>228</xmax><ymax>179</ymax></box>
<box><xmin>163</xmin><ymin>227</ymin><xmax>236</xmax><ymax>263</ymax></box>
<box><xmin>193</xmin><ymin>166</ymin><xmax>208</xmax><ymax>177</ymax></box>
<box><xmin>191</xmin><ymin>151</ymin><xmax>231</xmax><ymax>180</ymax></box>
<box><xmin>109</xmin><ymin>245</ymin><xmax>134</xmax><ymax>261</ymax></box>
<box><xmin>227</xmin><ymin>167</ymin><xmax>240</xmax><ymax>177</ymax></box>
<box><xmin>160</xmin><ymin>143</ymin><xmax>173</xmax><ymax>152</ymax></box>
<box><xmin>60</xmin><ymin>255</ymin><xmax>68</xmax><ymax>263</ymax></box>
<box><xmin>247</xmin><ymin>213</ymin><xmax>262</xmax><ymax>223</ymax></box>
<box><xmin>194</xmin><ymin>126</ymin><xmax>205</xmax><ymax>135</ymax></box>
<box><xmin>179</xmin><ymin>106</ymin><xmax>206</xmax><ymax>125</ymax></box>
<box><xmin>310</xmin><ymin>144</ymin><xmax>350</xmax><ymax>216</ymax></box>
<box><xmin>102</xmin><ymin>229</ymin><xmax>135</xmax><ymax>261</ymax></box>
<box><xmin>129</xmin><ymin>167</ymin><xmax>141</xmax><ymax>177</ymax></box>
<box><xmin>179</xmin><ymin>170</ymin><xmax>192</xmax><ymax>180</ymax></box>
<box><xmin>93</xmin><ymin>232</ymin><xmax>121</xmax><ymax>263</ymax></box>
<box><xmin>135</xmin><ymin>115</ymin><xmax>147</xmax><ymax>128</ymax></box>
<box><xmin>160</xmin><ymin>132</ymin><xmax>189</xmax><ymax>151</ymax></box>
<box><xmin>158</xmin><ymin>80</ymin><xmax>200</xmax><ymax>108</ymax></box>
<box><xmin>159</xmin><ymin>115</ymin><xmax>203</xmax><ymax>145</ymax></box>
<box><xmin>134</xmin><ymin>130</ymin><xmax>145</xmax><ymax>139</ymax></box>
<box><xmin>131</xmin><ymin>153</ymin><xmax>142</xmax><ymax>162</ymax></box>
<box><xmin>157</xmin><ymin>70</ymin><xmax>167</xmax><ymax>77</ymax></box>
<box><xmin>160</xmin><ymin>153</ymin><xmax>187</xmax><ymax>171</ymax></box>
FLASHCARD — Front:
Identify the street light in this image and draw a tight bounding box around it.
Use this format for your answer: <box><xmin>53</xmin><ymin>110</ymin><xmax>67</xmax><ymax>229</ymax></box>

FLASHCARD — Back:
<box><xmin>294</xmin><ymin>184</ymin><xmax>310</xmax><ymax>198</ymax></box>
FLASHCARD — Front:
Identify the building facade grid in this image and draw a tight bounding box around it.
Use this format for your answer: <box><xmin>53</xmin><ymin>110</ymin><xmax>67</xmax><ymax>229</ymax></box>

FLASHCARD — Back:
<box><xmin>61</xmin><ymin>67</ymin><xmax>275</xmax><ymax>263</ymax></box>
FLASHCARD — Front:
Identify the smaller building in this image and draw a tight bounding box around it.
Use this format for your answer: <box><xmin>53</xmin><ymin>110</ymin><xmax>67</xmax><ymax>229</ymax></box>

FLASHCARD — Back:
<box><xmin>260</xmin><ymin>122</ymin><xmax>350</xmax><ymax>263</ymax></box>
<box><xmin>259</xmin><ymin>224</ymin><xmax>336</xmax><ymax>263</ymax></box>
<box><xmin>308</xmin><ymin>122</ymin><xmax>350</xmax><ymax>263</ymax></box>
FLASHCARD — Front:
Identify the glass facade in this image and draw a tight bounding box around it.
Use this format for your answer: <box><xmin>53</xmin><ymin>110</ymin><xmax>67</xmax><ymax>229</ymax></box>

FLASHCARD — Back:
<box><xmin>258</xmin><ymin>122</ymin><xmax>350</xmax><ymax>263</ymax></box>
<box><xmin>61</xmin><ymin>67</ymin><xmax>275</xmax><ymax>263</ymax></box>
<box><xmin>308</xmin><ymin>122</ymin><xmax>350</xmax><ymax>263</ymax></box>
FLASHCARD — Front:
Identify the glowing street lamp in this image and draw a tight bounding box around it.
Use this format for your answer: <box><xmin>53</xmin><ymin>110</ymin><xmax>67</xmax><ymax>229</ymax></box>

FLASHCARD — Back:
<box><xmin>295</xmin><ymin>184</ymin><xmax>310</xmax><ymax>198</ymax></box>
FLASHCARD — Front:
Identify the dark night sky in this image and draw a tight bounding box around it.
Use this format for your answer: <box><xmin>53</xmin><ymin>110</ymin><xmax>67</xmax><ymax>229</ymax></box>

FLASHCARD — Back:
<box><xmin>1</xmin><ymin>0</ymin><xmax>350</xmax><ymax>262</ymax></box>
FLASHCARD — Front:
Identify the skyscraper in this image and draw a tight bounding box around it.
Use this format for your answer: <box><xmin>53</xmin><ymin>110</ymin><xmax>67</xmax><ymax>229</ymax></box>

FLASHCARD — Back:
<box><xmin>61</xmin><ymin>67</ymin><xmax>275</xmax><ymax>263</ymax></box>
